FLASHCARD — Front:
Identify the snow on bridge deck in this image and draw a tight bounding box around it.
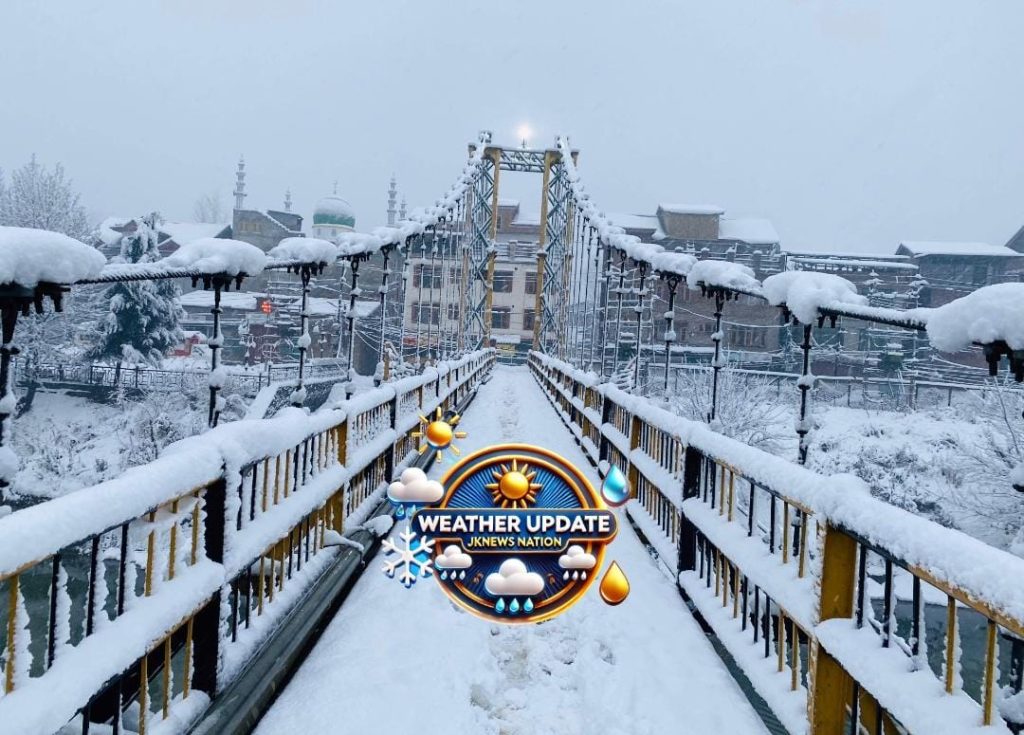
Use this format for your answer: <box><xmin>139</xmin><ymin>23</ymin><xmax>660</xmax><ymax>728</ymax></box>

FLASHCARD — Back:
<box><xmin>256</xmin><ymin>367</ymin><xmax>768</xmax><ymax>735</ymax></box>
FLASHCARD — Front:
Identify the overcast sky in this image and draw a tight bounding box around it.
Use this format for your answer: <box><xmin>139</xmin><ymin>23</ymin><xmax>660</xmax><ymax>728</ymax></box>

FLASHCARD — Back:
<box><xmin>2</xmin><ymin>1</ymin><xmax>1022</xmax><ymax>253</ymax></box>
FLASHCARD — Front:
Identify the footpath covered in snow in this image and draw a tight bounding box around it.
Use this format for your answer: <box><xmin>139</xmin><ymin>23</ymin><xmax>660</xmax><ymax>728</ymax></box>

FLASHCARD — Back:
<box><xmin>256</xmin><ymin>366</ymin><xmax>768</xmax><ymax>735</ymax></box>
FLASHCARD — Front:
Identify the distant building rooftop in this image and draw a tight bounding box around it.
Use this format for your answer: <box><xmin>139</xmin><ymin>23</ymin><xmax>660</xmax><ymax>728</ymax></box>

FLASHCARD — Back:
<box><xmin>718</xmin><ymin>217</ymin><xmax>778</xmax><ymax>246</ymax></box>
<box><xmin>897</xmin><ymin>241</ymin><xmax>1022</xmax><ymax>257</ymax></box>
<box><xmin>161</xmin><ymin>221</ymin><xmax>231</xmax><ymax>245</ymax></box>
<box><xmin>657</xmin><ymin>203</ymin><xmax>725</xmax><ymax>216</ymax></box>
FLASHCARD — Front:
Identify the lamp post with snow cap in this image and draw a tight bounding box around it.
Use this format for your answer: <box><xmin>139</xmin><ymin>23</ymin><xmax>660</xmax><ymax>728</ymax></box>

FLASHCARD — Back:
<box><xmin>661</xmin><ymin>273</ymin><xmax>681</xmax><ymax>393</ymax></box>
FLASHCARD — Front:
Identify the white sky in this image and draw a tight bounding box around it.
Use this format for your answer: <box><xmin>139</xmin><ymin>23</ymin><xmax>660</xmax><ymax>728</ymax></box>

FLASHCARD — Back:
<box><xmin>1</xmin><ymin>0</ymin><xmax>1022</xmax><ymax>253</ymax></box>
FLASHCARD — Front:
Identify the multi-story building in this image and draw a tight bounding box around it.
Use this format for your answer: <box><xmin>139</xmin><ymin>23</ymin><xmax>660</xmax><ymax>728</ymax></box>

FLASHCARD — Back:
<box><xmin>402</xmin><ymin>199</ymin><xmax>541</xmax><ymax>362</ymax></box>
<box><xmin>894</xmin><ymin>241</ymin><xmax>1023</xmax><ymax>305</ymax></box>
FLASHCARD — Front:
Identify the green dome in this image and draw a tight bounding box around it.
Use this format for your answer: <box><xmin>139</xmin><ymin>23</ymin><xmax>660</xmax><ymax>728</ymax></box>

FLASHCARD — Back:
<box><xmin>313</xmin><ymin>195</ymin><xmax>355</xmax><ymax>228</ymax></box>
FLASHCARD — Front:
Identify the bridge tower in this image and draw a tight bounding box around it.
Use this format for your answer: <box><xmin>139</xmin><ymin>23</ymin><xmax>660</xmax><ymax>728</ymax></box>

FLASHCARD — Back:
<box><xmin>461</xmin><ymin>136</ymin><xmax>579</xmax><ymax>355</ymax></box>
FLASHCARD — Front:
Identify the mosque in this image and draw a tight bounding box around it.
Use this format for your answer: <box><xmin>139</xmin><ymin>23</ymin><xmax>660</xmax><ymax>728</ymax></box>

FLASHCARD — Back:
<box><xmin>213</xmin><ymin>158</ymin><xmax>404</xmax><ymax>374</ymax></box>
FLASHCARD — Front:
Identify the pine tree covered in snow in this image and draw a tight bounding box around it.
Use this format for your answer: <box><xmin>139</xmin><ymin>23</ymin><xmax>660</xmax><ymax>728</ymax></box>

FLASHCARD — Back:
<box><xmin>0</xmin><ymin>155</ymin><xmax>90</xmax><ymax>241</ymax></box>
<box><xmin>92</xmin><ymin>213</ymin><xmax>184</xmax><ymax>364</ymax></box>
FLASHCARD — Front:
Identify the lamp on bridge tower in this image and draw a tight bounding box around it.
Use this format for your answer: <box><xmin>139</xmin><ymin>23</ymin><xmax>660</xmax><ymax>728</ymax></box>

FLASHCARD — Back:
<box><xmin>518</xmin><ymin>124</ymin><xmax>531</xmax><ymax>149</ymax></box>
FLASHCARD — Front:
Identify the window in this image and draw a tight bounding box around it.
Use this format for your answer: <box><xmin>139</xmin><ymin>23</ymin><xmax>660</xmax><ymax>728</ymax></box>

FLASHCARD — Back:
<box><xmin>972</xmin><ymin>263</ymin><xmax>988</xmax><ymax>286</ymax></box>
<box><xmin>411</xmin><ymin>303</ymin><xmax>439</xmax><ymax>325</ymax></box>
<box><xmin>727</xmin><ymin>326</ymin><xmax>766</xmax><ymax>349</ymax></box>
<box><xmin>492</xmin><ymin>307</ymin><xmax>511</xmax><ymax>329</ymax></box>
<box><xmin>449</xmin><ymin>266</ymin><xmax>461</xmax><ymax>283</ymax></box>
<box><xmin>523</xmin><ymin>308</ymin><xmax>535</xmax><ymax>330</ymax></box>
<box><xmin>525</xmin><ymin>271</ymin><xmax>537</xmax><ymax>295</ymax></box>
<box><xmin>413</xmin><ymin>264</ymin><xmax>441</xmax><ymax>289</ymax></box>
<box><xmin>447</xmin><ymin>302</ymin><xmax>460</xmax><ymax>321</ymax></box>
<box><xmin>493</xmin><ymin>270</ymin><xmax>514</xmax><ymax>293</ymax></box>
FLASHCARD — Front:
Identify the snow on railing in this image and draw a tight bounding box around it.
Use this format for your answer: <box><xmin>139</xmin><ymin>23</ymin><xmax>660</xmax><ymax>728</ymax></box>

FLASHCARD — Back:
<box><xmin>531</xmin><ymin>351</ymin><xmax>1024</xmax><ymax>734</ymax></box>
<box><xmin>160</xmin><ymin>238</ymin><xmax>267</xmax><ymax>276</ymax></box>
<box><xmin>267</xmin><ymin>237</ymin><xmax>338</xmax><ymax>265</ymax></box>
<box><xmin>0</xmin><ymin>349</ymin><xmax>495</xmax><ymax>734</ymax></box>
<box><xmin>0</xmin><ymin>227</ymin><xmax>107</xmax><ymax>286</ymax></box>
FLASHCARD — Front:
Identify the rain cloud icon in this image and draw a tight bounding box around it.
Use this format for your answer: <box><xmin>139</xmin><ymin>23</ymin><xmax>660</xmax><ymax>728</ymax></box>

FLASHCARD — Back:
<box><xmin>484</xmin><ymin>558</ymin><xmax>544</xmax><ymax>596</ymax></box>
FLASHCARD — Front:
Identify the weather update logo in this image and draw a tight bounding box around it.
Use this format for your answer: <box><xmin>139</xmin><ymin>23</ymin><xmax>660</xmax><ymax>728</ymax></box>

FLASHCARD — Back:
<box><xmin>383</xmin><ymin>444</ymin><xmax>629</xmax><ymax>623</ymax></box>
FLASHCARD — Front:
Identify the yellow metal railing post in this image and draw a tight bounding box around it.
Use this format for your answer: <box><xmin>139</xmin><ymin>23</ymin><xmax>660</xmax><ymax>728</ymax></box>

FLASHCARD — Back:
<box><xmin>627</xmin><ymin>414</ymin><xmax>641</xmax><ymax>503</ymax></box>
<box><xmin>4</xmin><ymin>573</ymin><xmax>18</xmax><ymax>693</ymax></box>
<box><xmin>808</xmin><ymin>524</ymin><xmax>858</xmax><ymax>734</ymax></box>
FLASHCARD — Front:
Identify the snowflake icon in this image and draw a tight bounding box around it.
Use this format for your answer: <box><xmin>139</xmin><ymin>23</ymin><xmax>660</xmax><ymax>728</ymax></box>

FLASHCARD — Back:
<box><xmin>382</xmin><ymin>528</ymin><xmax>435</xmax><ymax>588</ymax></box>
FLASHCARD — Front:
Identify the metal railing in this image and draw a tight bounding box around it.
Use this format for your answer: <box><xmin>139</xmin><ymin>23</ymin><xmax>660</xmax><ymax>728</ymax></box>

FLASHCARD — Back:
<box><xmin>0</xmin><ymin>350</ymin><xmax>494</xmax><ymax>735</ymax></box>
<box><xmin>531</xmin><ymin>351</ymin><xmax>1024</xmax><ymax>735</ymax></box>
<box><xmin>669</xmin><ymin>363</ymin><xmax>1022</xmax><ymax>410</ymax></box>
<box><xmin>13</xmin><ymin>359</ymin><xmax>350</xmax><ymax>399</ymax></box>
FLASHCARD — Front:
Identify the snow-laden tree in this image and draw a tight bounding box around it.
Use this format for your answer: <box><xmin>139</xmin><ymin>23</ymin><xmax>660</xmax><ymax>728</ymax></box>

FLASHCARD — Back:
<box><xmin>92</xmin><ymin>213</ymin><xmax>184</xmax><ymax>365</ymax></box>
<box><xmin>0</xmin><ymin>158</ymin><xmax>103</xmax><ymax>364</ymax></box>
<box><xmin>0</xmin><ymin>155</ymin><xmax>90</xmax><ymax>241</ymax></box>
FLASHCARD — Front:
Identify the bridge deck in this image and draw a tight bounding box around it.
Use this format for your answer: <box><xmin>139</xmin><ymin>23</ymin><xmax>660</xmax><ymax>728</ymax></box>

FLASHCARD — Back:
<box><xmin>256</xmin><ymin>366</ymin><xmax>769</xmax><ymax>735</ymax></box>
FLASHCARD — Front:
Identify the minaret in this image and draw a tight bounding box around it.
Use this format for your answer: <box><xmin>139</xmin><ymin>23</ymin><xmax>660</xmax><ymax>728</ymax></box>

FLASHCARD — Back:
<box><xmin>284</xmin><ymin>189</ymin><xmax>292</xmax><ymax>212</ymax></box>
<box><xmin>233</xmin><ymin>156</ymin><xmax>247</xmax><ymax>210</ymax></box>
<box><xmin>387</xmin><ymin>174</ymin><xmax>398</xmax><ymax>226</ymax></box>
<box><xmin>399</xmin><ymin>196</ymin><xmax>407</xmax><ymax>221</ymax></box>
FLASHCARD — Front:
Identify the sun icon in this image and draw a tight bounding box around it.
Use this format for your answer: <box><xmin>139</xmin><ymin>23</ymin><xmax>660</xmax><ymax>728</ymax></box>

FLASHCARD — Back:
<box><xmin>413</xmin><ymin>407</ymin><xmax>468</xmax><ymax>462</ymax></box>
<box><xmin>485</xmin><ymin>459</ymin><xmax>543</xmax><ymax>509</ymax></box>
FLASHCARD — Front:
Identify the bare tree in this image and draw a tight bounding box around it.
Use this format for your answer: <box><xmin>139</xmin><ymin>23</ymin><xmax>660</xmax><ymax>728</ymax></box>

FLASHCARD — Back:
<box><xmin>662</xmin><ymin>366</ymin><xmax>789</xmax><ymax>454</ymax></box>
<box><xmin>193</xmin><ymin>191</ymin><xmax>225</xmax><ymax>223</ymax></box>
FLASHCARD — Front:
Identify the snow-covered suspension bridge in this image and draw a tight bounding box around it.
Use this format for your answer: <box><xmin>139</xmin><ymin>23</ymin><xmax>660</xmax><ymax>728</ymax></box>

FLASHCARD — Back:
<box><xmin>0</xmin><ymin>133</ymin><xmax>1022</xmax><ymax>735</ymax></box>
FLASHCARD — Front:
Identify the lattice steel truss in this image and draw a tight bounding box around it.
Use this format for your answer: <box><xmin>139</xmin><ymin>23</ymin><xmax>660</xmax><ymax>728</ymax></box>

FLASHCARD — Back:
<box><xmin>535</xmin><ymin>151</ymin><xmax>573</xmax><ymax>354</ymax></box>
<box><xmin>460</xmin><ymin>140</ymin><xmax>497</xmax><ymax>351</ymax></box>
<box><xmin>458</xmin><ymin>140</ymin><xmax>579</xmax><ymax>355</ymax></box>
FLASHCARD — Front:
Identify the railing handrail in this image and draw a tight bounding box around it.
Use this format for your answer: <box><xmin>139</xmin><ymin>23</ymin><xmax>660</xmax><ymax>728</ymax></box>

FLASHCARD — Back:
<box><xmin>531</xmin><ymin>349</ymin><xmax>1024</xmax><ymax>733</ymax></box>
<box><xmin>533</xmin><ymin>350</ymin><xmax>1024</xmax><ymax>631</ymax></box>
<box><xmin>0</xmin><ymin>348</ymin><xmax>495</xmax><ymax>735</ymax></box>
<box><xmin>0</xmin><ymin>349</ymin><xmax>492</xmax><ymax>580</ymax></box>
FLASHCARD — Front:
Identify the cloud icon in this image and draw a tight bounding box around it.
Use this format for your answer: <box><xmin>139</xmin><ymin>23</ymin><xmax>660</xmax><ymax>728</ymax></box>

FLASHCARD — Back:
<box><xmin>485</xmin><ymin>558</ymin><xmax>544</xmax><ymax>597</ymax></box>
<box><xmin>387</xmin><ymin>466</ymin><xmax>444</xmax><ymax>504</ymax></box>
<box><xmin>436</xmin><ymin>545</ymin><xmax>473</xmax><ymax>569</ymax></box>
<box><xmin>558</xmin><ymin>545</ymin><xmax>596</xmax><ymax>570</ymax></box>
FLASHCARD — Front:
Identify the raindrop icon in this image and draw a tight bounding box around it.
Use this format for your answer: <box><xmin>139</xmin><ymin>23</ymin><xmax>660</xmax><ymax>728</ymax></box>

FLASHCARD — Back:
<box><xmin>572</xmin><ymin>570</ymin><xmax>580</xmax><ymax>580</ymax></box>
<box><xmin>495</xmin><ymin>598</ymin><xmax>506</xmax><ymax>614</ymax></box>
<box><xmin>599</xmin><ymin>561</ymin><xmax>630</xmax><ymax>606</ymax></box>
<box><xmin>509</xmin><ymin>598</ymin><xmax>520</xmax><ymax>614</ymax></box>
<box><xmin>523</xmin><ymin>598</ymin><xmax>534</xmax><ymax>613</ymax></box>
<box><xmin>395</xmin><ymin>505</ymin><xmax>406</xmax><ymax>519</ymax></box>
<box><xmin>563</xmin><ymin>571</ymin><xmax>569</xmax><ymax>581</ymax></box>
<box><xmin>440</xmin><ymin>570</ymin><xmax>448</xmax><ymax>580</ymax></box>
<box><xmin>601</xmin><ymin>466</ymin><xmax>630</xmax><ymax>506</ymax></box>
<box><xmin>459</xmin><ymin>570</ymin><xmax>466</xmax><ymax>580</ymax></box>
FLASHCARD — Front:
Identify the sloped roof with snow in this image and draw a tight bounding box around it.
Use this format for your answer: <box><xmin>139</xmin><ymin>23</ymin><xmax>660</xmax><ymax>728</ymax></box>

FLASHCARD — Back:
<box><xmin>657</xmin><ymin>204</ymin><xmax>725</xmax><ymax>216</ymax></box>
<box><xmin>160</xmin><ymin>221</ymin><xmax>231</xmax><ymax>245</ymax></box>
<box><xmin>719</xmin><ymin>217</ymin><xmax>779</xmax><ymax>245</ymax></box>
<box><xmin>897</xmin><ymin>241</ymin><xmax>1021</xmax><ymax>257</ymax></box>
<box><xmin>608</xmin><ymin>213</ymin><xmax>659</xmax><ymax>231</ymax></box>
